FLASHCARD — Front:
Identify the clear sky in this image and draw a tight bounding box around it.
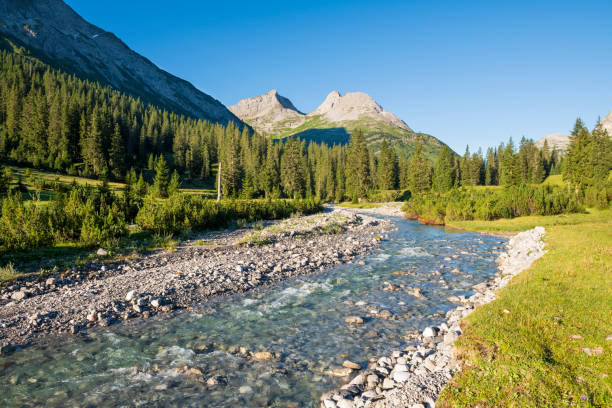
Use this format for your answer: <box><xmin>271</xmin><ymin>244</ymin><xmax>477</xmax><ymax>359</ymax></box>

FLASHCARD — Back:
<box><xmin>65</xmin><ymin>0</ymin><xmax>612</xmax><ymax>153</ymax></box>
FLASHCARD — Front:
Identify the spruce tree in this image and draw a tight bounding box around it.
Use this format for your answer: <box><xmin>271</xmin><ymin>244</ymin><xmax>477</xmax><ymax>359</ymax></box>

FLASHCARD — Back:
<box><xmin>153</xmin><ymin>155</ymin><xmax>170</xmax><ymax>198</ymax></box>
<box><xmin>432</xmin><ymin>145</ymin><xmax>454</xmax><ymax>192</ymax></box>
<box><xmin>408</xmin><ymin>137</ymin><xmax>431</xmax><ymax>193</ymax></box>
<box><xmin>168</xmin><ymin>169</ymin><xmax>181</xmax><ymax>196</ymax></box>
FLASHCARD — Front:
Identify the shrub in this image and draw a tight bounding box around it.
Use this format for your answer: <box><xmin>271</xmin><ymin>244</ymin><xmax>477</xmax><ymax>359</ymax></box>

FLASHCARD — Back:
<box><xmin>402</xmin><ymin>185</ymin><xmax>585</xmax><ymax>224</ymax></box>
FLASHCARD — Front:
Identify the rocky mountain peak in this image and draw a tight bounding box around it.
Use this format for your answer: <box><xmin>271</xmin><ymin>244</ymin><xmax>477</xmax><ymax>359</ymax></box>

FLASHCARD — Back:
<box><xmin>535</xmin><ymin>133</ymin><xmax>570</xmax><ymax>152</ymax></box>
<box><xmin>229</xmin><ymin>90</ymin><xmax>305</xmax><ymax>134</ymax></box>
<box><xmin>310</xmin><ymin>91</ymin><xmax>411</xmax><ymax>131</ymax></box>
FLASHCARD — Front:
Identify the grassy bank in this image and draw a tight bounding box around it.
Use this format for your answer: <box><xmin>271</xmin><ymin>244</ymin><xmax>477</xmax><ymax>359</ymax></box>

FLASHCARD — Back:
<box><xmin>438</xmin><ymin>209</ymin><xmax>612</xmax><ymax>407</ymax></box>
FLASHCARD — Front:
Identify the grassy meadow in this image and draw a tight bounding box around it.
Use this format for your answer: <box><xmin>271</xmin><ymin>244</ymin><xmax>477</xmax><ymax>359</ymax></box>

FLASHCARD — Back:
<box><xmin>438</xmin><ymin>208</ymin><xmax>612</xmax><ymax>407</ymax></box>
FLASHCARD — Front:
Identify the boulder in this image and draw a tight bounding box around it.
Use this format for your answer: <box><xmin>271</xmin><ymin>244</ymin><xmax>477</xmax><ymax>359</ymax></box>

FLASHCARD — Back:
<box><xmin>96</xmin><ymin>248</ymin><xmax>108</xmax><ymax>257</ymax></box>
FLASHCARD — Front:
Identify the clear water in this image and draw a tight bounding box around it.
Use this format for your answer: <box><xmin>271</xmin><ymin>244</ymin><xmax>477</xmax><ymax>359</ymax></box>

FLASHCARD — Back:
<box><xmin>0</xmin><ymin>216</ymin><xmax>504</xmax><ymax>407</ymax></box>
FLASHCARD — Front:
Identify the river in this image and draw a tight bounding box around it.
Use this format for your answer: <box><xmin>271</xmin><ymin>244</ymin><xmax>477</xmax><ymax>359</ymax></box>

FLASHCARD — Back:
<box><xmin>0</xmin><ymin>215</ymin><xmax>504</xmax><ymax>407</ymax></box>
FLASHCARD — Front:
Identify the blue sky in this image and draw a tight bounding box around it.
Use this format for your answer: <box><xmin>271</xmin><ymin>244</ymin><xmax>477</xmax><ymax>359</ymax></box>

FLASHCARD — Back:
<box><xmin>65</xmin><ymin>0</ymin><xmax>612</xmax><ymax>153</ymax></box>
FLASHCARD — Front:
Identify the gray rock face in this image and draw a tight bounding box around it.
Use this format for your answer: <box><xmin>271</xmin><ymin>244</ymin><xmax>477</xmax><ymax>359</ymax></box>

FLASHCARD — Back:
<box><xmin>602</xmin><ymin>110</ymin><xmax>612</xmax><ymax>136</ymax></box>
<box><xmin>0</xmin><ymin>0</ymin><xmax>241</xmax><ymax>125</ymax></box>
<box><xmin>535</xmin><ymin>133</ymin><xmax>570</xmax><ymax>153</ymax></box>
<box><xmin>229</xmin><ymin>90</ymin><xmax>306</xmax><ymax>134</ymax></box>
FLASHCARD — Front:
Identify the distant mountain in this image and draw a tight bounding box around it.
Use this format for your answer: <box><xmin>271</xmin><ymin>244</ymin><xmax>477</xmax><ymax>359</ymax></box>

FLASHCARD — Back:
<box><xmin>0</xmin><ymin>0</ymin><xmax>241</xmax><ymax>125</ymax></box>
<box><xmin>535</xmin><ymin>133</ymin><xmax>570</xmax><ymax>152</ymax></box>
<box><xmin>602</xmin><ymin>110</ymin><xmax>612</xmax><ymax>136</ymax></box>
<box><xmin>230</xmin><ymin>89</ymin><xmax>447</xmax><ymax>157</ymax></box>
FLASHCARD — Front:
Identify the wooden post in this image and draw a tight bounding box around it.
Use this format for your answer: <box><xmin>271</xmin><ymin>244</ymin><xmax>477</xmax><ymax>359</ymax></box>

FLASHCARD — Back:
<box><xmin>217</xmin><ymin>161</ymin><xmax>222</xmax><ymax>202</ymax></box>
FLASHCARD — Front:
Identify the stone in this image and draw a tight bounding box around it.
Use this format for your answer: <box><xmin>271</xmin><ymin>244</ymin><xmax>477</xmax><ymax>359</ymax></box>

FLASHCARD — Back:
<box><xmin>322</xmin><ymin>399</ymin><xmax>337</xmax><ymax>408</ymax></box>
<box><xmin>394</xmin><ymin>363</ymin><xmax>409</xmax><ymax>372</ymax></box>
<box><xmin>345</xmin><ymin>316</ymin><xmax>364</xmax><ymax>325</ymax></box>
<box><xmin>187</xmin><ymin>367</ymin><xmax>203</xmax><ymax>376</ymax></box>
<box><xmin>239</xmin><ymin>385</ymin><xmax>253</xmax><ymax>394</ymax></box>
<box><xmin>342</xmin><ymin>360</ymin><xmax>361</xmax><ymax>370</ymax></box>
<box><xmin>349</xmin><ymin>374</ymin><xmax>366</xmax><ymax>385</ymax></box>
<box><xmin>378</xmin><ymin>310</ymin><xmax>392</xmax><ymax>319</ymax></box>
<box><xmin>11</xmin><ymin>291</ymin><xmax>26</xmax><ymax>301</ymax></box>
<box><xmin>382</xmin><ymin>378</ymin><xmax>396</xmax><ymax>389</ymax></box>
<box><xmin>392</xmin><ymin>370</ymin><xmax>411</xmax><ymax>383</ymax></box>
<box><xmin>336</xmin><ymin>399</ymin><xmax>355</xmax><ymax>408</ymax></box>
<box><xmin>45</xmin><ymin>278</ymin><xmax>56</xmax><ymax>286</ymax></box>
<box><xmin>569</xmin><ymin>334</ymin><xmax>583</xmax><ymax>340</ymax></box>
<box><xmin>251</xmin><ymin>351</ymin><xmax>274</xmax><ymax>361</ymax></box>
<box><xmin>329</xmin><ymin>368</ymin><xmax>353</xmax><ymax>377</ymax></box>
<box><xmin>607</xmin><ymin>335</ymin><xmax>612</xmax><ymax>341</ymax></box>
<box><xmin>96</xmin><ymin>248</ymin><xmax>108</xmax><ymax>257</ymax></box>
<box><xmin>150</xmin><ymin>299</ymin><xmax>161</xmax><ymax>308</ymax></box>
<box><xmin>422</xmin><ymin>326</ymin><xmax>438</xmax><ymax>338</ymax></box>
<box><xmin>125</xmin><ymin>290</ymin><xmax>137</xmax><ymax>301</ymax></box>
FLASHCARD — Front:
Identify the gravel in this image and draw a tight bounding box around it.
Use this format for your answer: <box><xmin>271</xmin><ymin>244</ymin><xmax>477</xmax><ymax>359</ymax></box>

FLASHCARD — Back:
<box><xmin>0</xmin><ymin>209</ymin><xmax>393</xmax><ymax>351</ymax></box>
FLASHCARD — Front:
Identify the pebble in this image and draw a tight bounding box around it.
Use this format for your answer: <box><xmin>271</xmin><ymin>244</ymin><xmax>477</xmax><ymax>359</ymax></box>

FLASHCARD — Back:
<box><xmin>342</xmin><ymin>360</ymin><xmax>361</xmax><ymax>370</ymax></box>
<box><xmin>344</xmin><ymin>316</ymin><xmax>365</xmax><ymax>325</ymax></box>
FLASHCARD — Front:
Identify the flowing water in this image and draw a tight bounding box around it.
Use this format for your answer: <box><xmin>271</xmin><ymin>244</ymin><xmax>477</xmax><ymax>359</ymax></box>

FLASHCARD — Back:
<box><xmin>0</xmin><ymin>216</ymin><xmax>505</xmax><ymax>407</ymax></box>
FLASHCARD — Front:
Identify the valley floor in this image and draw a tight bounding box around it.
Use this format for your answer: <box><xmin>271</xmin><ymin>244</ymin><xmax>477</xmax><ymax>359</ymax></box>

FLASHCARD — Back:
<box><xmin>0</xmin><ymin>208</ymin><xmax>393</xmax><ymax>351</ymax></box>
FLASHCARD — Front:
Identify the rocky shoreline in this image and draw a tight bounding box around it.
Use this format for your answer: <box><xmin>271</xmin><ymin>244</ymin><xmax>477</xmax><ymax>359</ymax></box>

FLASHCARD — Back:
<box><xmin>320</xmin><ymin>226</ymin><xmax>547</xmax><ymax>408</ymax></box>
<box><xmin>0</xmin><ymin>209</ymin><xmax>393</xmax><ymax>352</ymax></box>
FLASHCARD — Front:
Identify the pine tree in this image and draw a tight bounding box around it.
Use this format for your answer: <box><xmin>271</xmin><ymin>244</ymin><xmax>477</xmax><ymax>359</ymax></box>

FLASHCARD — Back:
<box><xmin>346</xmin><ymin>130</ymin><xmax>371</xmax><ymax>200</ymax></box>
<box><xmin>432</xmin><ymin>145</ymin><xmax>454</xmax><ymax>192</ymax></box>
<box><xmin>408</xmin><ymin>137</ymin><xmax>431</xmax><ymax>193</ymax></box>
<box><xmin>109</xmin><ymin>123</ymin><xmax>125</xmax><ymax>179</ymax></box>
<box><xmin>377</xmin><ymin>140</ymin><xmax>399</xmax><ymax>190</ymax></box>
<box><xmin>153</xmin><ymin>155</ymin><xmax>170</xmax><ymax>198</ymax></box>
<box><xmin>168</xmin><ymin>169</ymin><xmax>181</xmax><ymax>196</ymax></box>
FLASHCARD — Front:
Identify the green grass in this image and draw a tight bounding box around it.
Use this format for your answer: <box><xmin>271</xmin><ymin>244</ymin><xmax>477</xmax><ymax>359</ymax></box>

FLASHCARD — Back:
<box><xmin>446</xmin><ymin>208</ymin><xmax>611</xmax><ymax>233</ymax></box>
<box><xmin>542</xmin><ymin>174</ymin><xmax>565</xmax><ymax>186</ymax></box>
<box><xmin>438</xmin><ymin>210</ymin><xmax>612</xmax><ymax>407</ymax></box>
<box><xmin>338</xmin><ymin>201</ymin><xmax>383</xmax><ymax>209</ymax></box>
<box><xmin>5</xmin><ymin>165</ymin><xmax>218</xmax><ymax>201</ymax></box>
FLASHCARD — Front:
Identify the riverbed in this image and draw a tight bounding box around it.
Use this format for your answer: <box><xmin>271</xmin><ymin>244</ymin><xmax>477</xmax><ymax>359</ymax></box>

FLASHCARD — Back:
<box><xmin>0</xmin><ymin>215</ymin><xmax>505</xmax><ymax>407</ymax></box>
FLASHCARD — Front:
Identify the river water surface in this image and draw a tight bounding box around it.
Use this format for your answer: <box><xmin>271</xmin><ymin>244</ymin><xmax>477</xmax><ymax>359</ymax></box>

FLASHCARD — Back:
<box><xmin>0</xmin><ymin>215</ymin><xmax>505</xmax><ymax>407</ymax></box>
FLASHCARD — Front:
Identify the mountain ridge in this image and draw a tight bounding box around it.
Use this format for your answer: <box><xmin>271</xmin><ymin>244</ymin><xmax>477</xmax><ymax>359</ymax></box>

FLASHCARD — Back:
<box><xmin>0</xmin><ymin>0</ymin><xmax>241</xmax><ymax>125</ymax></box>
<box><xmin>230</xmin><ymin>89</ymin><xmax>445</xmax><ymax>158</ymax></box>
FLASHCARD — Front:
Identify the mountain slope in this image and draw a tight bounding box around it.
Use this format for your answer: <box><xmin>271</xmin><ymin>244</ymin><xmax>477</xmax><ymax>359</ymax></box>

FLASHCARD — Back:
<box><xmin>231</xmin><ymin>90</ymin><xmax>447</xmax><ymax>157</ymax></box>
<box><xmin>0</xmin><ymin>0</ymin><xmax>241</xmax><ymax>125</ymax></box>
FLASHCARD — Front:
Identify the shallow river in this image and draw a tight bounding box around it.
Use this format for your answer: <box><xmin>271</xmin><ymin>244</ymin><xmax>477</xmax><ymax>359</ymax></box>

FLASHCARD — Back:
<box><xmin>0</xmin><ymin>216</ymin><xmax>505</xmax><ymax>407</ymax></box>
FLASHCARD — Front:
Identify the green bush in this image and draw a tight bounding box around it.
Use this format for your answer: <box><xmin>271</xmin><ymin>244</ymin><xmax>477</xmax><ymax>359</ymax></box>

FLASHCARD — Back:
<box><xmin>135</xmin><ymin>195</ymin><xmax>322</xmax><ymax>235</ymax></box>
<box><xmin>403</xmin><ymin>185</ymin><xmax>585</xmax><ymax>224</ymax></box>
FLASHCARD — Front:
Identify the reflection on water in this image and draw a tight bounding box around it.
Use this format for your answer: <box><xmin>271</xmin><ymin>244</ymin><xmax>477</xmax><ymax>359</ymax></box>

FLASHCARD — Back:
<box><xmin>0</xmin><ymin>217</ymin><xmax>504</xmax><ymax>407</ymax></box>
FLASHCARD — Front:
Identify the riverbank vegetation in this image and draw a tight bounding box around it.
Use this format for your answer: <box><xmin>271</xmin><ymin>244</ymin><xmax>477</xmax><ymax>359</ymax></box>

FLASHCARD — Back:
<box><xmin>403</xmin><ymin>118</ymin><xmax>611</xmax><ymax>224</ymax></box>
<box><xmin>437</xmin><ymin>209</ymin><xmax>612</xmax><ymax>407</ymax></box>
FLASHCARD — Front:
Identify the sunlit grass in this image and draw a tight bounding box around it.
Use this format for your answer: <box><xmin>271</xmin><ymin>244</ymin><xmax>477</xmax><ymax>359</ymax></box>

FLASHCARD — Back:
<box><xmin>438</xmin><ymin>211</ymin><xmax>612</xmax><ymax>407</ymax></box>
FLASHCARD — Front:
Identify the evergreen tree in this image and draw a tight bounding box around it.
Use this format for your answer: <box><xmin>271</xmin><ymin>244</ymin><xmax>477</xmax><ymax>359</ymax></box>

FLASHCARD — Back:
<box><xmin>432</xmin><ymin>145</ymin><xmax>454</xmax><ymax>192</ymax></box>
<box><xmin>377</xmin><ymin>140</ymin><xmax>399</xmax><ymax>190</ymax></box>
<box><xmin>168</xmin><ymin>169</ymin><xmax>181</xmax><ymax>196</ymax></box>
<box><xmin>346</xmin><ymin>130</ymin><xmax>371</xmax><ymax>200</ymax></box>
<box><xmin>153</xmin><ymin>155</ymin><xmax>170</xmax><ymax>198</ymax></box>
<box><xmin>408</xmin><ymin>137</ymin><xmax>431</xmax><ymax>193</ymax></box>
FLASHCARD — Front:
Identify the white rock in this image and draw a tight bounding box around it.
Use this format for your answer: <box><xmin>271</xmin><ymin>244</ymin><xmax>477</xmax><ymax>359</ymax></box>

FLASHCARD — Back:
<box><xmin>96</xmin><ymin>248</ymin><xmax>108</xmax><ymax>256</ymax></box>
<box><xmin>422</xmin><ymin>326</ymin><xmax>438</xmax><ymax>337</ymax></box>
<box><xmin>382</xmin><ymin>378</ymin><xmax>396</xmax><ymax>389</ymax></box>
<box><xmin>151</xmin><ymin>299</ymin><xmax>161</xmax><ymax>308</ymax></box>
<box><xmin>392</xmin><ymin>370</ymin><xmax>411</xmax><ymax>383</ymax></box>
<box><xmin>394</xmin><ymin>363</ymin><xmax>409</xmax><ymax>372</ymax></box>
<box><xmin>125</xmin><ymin>290</ymin><xmax>137</xmax><ymax>301</ymax></box>
<box><xmin>323</xmin><ymin>399</ymin><xmax>337</xmax><ymax>408</ymax></box>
